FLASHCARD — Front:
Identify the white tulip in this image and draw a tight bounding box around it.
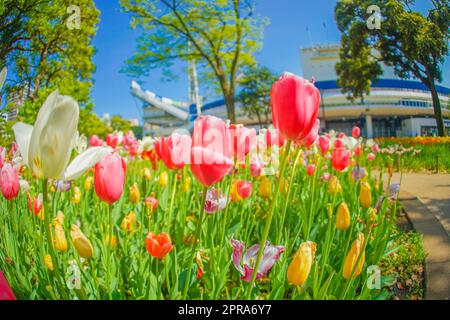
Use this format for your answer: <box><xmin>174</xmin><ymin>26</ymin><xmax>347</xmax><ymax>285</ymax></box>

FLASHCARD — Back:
<box><xmin>12</xmin><ymin>90</ymin><xmax>111</xmax><ymax>180</ymax></box>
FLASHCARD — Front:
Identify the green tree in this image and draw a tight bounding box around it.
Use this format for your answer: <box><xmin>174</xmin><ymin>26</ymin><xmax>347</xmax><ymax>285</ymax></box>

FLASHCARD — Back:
<box><xmin>3</xmin><ymin>0</ymin><xmax>100</xmax><ymax>137</ymax></box>
<box><xmin>110</xmin><ymin>115</ymin><xmax>132</xmax><ymax>133</ymax></box>
<box><xmin>335</xmin><ymin>0</ymin><xmax>449</xmax><ymax>136</ymax></box>
<box><xmin>238</xmin><ymin>65</ymin><xmax>277</xmax><ymax>128</ymax></box>
<box><xmin>120</xmin><ymin>0</ymin><xmax>268</xmax><ymax>123</ymax></box>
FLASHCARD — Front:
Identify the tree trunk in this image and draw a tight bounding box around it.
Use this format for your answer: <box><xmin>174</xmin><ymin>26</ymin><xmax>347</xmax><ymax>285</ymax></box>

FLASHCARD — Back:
<box><xmin>425</xmin><ymin>73</ymin><xmax>447</xmax><ymax>137</ymax></box>
<box><xmin>224</xmin><ymin>90</ymin><xmax>236</xmax><ymax>123</ymax></box>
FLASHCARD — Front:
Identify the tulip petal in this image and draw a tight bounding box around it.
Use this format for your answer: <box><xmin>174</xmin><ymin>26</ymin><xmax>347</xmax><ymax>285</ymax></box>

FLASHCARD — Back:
<box><xmin>63</xmin><ymin>147</ymin><xmax>112</xmax><ymax>181</ymax></box>
<box><xmin>12</xmin><ymin>122</ymin><xmax>33</xmax><ymax>166</ymax></box>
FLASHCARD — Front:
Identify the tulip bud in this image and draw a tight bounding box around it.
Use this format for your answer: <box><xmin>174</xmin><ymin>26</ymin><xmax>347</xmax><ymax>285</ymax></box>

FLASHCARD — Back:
<box><xmin>336</xmin><ymin>202</ymin><xmax>351</xmax><ymax>230</ymax></box>
<box><xmin>0</xmin><ymin>162</ymin><xmax>19</xmax><ymax>200</ymax></box>
<box><xmin>52</xmin><ymin>213</ymin><xmax>68</xmax><ymax>252</ymax></box>
<box><xmin>280</xmin><ymin>178</ymin><xmax>289</xmax><ymax>194</ymax></box>
<box><xmin>44</xmin><ymin>254</ymin><xmax>54</xmax><ymax>271</ymax></box>
<box><xmin>230</xmin><ymin>180</ymin><xmax>242</xmax><ymax>202</ymax></box>
<box><xmin>84</xmin><ymin>175</ymin><xmax>93</xmax><ymax>191</ymax></box>
<box><xmin>94</xmin><ymin>153</ymin><xmax>126</xmax><ymax>204</ymax></box>
<box><xmin>70</xmin><ymin>225</ymin><xmax>94</xmax><ymax>259</ymax></box>
<box><xmin>183</xmin><ymin>176</ymin><xmax>191</xmax><ymax>193</ymax></box>
<box><xmin>121</xmin><ymin>211</ymin><xmax>137</xmax><ymax>232</ymax></box>
<box><xmin>329</xmin><ymin>176</ymin><xmax>342</xmax><ymax>195</ymax></box>
<box><xmin>287</xmin><ymin>241</ymin><xmax>316</xmax><ymax>286</ymax></box>
<box><xmin>159</xmin><ymin>171</ymin><xmax>168</xmax><ymax>187</ymax></box>
<box><xmin>144</xmin><ymin>193</ymin><xmax>158</xmax><ymax>214</ymax></box>
<box><xmin>71</xmin><ymin>186</ymin><xmax>81</xmax><ymax>204</ymax></box>
<box><xmin>129</xmin><ymin>182</ymin><xmax>140</xmax><ymax>204</ymax></box>
<box><xmin>360</xmin><ymin>182</ymin><xmax>372</xmax><ymax>208</ymax></box>
<box><xmin>258</xmin><ymin>176</ymin><xmax>272</xmax><ymax>199</ymax></box>
<box><xmin>343</xmin><ymin>233</ymin><xmax>365</xmax><ymax>280</ymax></box>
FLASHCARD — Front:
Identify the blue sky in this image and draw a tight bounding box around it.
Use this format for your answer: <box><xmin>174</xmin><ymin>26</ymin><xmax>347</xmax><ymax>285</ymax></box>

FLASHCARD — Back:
<box><xmin>91</xmin><ymin>0</ymin><xmax>449</xmax><ymax>122</ymax></box>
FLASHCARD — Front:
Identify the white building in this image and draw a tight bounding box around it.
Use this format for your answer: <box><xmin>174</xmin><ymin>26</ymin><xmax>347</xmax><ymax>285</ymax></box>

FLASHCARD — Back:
<box><xmin>300</xmin><ymin>44</ymin><xmax>450</xmax><ymax>137</ymax></box>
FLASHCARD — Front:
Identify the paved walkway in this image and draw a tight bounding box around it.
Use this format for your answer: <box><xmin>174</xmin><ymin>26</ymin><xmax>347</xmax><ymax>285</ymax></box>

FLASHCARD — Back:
<box><xmin>390</xmin><ymin>173</ymin><xmax>450</xmax><ymax>235</ymax></box>
<box><xmin>387</xmin><ymin>173</ymin><xmax>450</xmax><ymax>300</ymax></box>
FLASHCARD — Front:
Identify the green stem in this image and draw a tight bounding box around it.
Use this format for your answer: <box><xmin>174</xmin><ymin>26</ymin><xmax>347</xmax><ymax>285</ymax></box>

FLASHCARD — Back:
<box><xmin>182</xmin><ymin>185</ymin><xmax>208</xmax><ymax>299</ymax></box>
<box><xmin>245</xmin><ymin>140</ymin><xmax>292</xmax><ymax>299</ymax></box>
<box><xmin>167</xmin><ymin>172</ymin><xmax>178</xmax><ymax>235</ymax></box>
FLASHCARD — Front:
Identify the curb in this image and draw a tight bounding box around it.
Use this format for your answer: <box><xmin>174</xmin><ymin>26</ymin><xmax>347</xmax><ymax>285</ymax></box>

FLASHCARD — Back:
<box><xmin>399</xmin><ymin>190</ymin><xmax>450</xmax><ymax>300</ymax></box>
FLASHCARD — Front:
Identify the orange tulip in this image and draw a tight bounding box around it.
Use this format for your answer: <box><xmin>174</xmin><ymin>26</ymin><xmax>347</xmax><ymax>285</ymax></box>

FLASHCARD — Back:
<box><xmin>145</xmin><ymin>232</ymin><xmax>173</xmax><ymax>259</ymax></box>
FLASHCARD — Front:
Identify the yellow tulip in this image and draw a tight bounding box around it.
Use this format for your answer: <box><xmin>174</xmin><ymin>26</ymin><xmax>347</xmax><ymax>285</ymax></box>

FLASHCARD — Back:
<box><xmin>121</xmin><ymin>211</ymin><xmax>137</xmax><ymax>232</ymax></box>
<box><xmin>230</xmin><ymin>180</ymin><xmax>242</xmax><ymax>202</ymax></box>
<box><xmin>360</xmin><ymin>182</ymin><xmax>372</xmax><ymax>208</ymax></box>
<box><xmin>183</xmin><ymin>176</ymin><xmax>191</xmax><ymax>193</ymax></box>
<box><xmin>52</xmin><ymin>223</ymin><xmax>68</xmax><ymax>252</ymax></box>
<box><xmin>142</xmin><ymin>167</ymin><xmax>152</xmax><ymax>181</ymax></box>
<box><xmin>159</xmin><ymin>171</ymin><xmax>168</xmax><ymax>187</ymax></box>
<box><xmin>343</xmin><ymin>232</ymin><xmax>365</xmax><ymax>280</ymax></box>
<box><xmin>71</xmin><ymin>186</ymin><xmax>81</xmax><ymax>204</ymax></box>
<box><xmin>84</xmin><ymin>176</ymin><xmax>93</xmax><ymax>191</ymax></box>
<box><xmin>287</xmin><ymin>241</ymin><xmax>316</xmax><ymax>286</ymax></box>
<box><xmin>336</xmin><ymin>202</ymin><xmax>351</xmax><ymax>230</ymax></box>
<box><xmin>329</xmin><ymin>176</ymin><xmax>342</xmax><ymax>195</ymax></box>
<box><xmin>70</xmin><ymin>224</ymin><xmax>94</xmax><ymax>259</ymax></box>
<box><xmin>44</xmin><ymin>254</ymin><xmax>54</xmax><ymax>271</ymax></box>
<box><xmin>258</xmin><ymin>176</ymin><xmax>271</xmax><ymax>199</ymax></box>
<box><xmin>106</xmin><ymin>234</ymin><xmax>117</xmax><ymax>248</ymax></box>
<box><xmin>129</xmin><ymin>182</ymin><xmax>140</xmax><ymax>204</ymax></box>
<box><xmin>280</xmin><ymin>178</ymin><xmax>289</xmax><ymax>194</ymax></box>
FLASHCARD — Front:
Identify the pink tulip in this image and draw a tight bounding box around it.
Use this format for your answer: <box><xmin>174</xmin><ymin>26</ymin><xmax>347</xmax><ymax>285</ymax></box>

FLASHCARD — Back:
<box><xmin>318</xmin><ymin>136</ymin><xmax>330</xmax><ymax>154</ymax></box>
<box><xmin>159</xmin><ymin>133</ymin><xmax>191</xmax><ymax>170</ymax></box>
<box><xmin>231</xmin><ymin>239</ymin><xmax>285</xmax><ymax>283</ymax></box>
<box><xmin>306</xmin><ymin>164</ymin><xmax>316</xmax><ymax>176</ymax></box>
<box><xmin>338</xmin><ymin>132</ymin><xmax>345</xmax><ymax>139</ymax></box>
<box><xmin>372</xmin><ymin>143</ymin><xmax>380</xmax><ymax>153</ymax></box>
<box><xmin>0</xmin><ymin>162</ymin><xmax>19</xmax><ymax>200</ymax></box>
<box><xmin>367</xmin><ymin>153</ymin><xmax>376</xmax><ymax>161</ymax></box>
<box><xmin>0</xmin><ymin>270</ymin><xmax>15</xmax><ymax>300</ymax></box>
<box><xmin>190</xmin><ymin>116</ymin><xmax>234</xmax><ymax>187</ymax></box>
<box><xmin>271</xmin><ymin>73</ymin><xmax>320</xmax><ymax>142</ymax></box>
<box><xmin>94</xmin><ymin>153</ymin><xmax>126</xmax><ymax>204</ymax></box>
<box><xmin>250</xmin><ymin>154</ymin><xmax>265</xmax><ymax>177</ymax></box>
<box><xmin>297</xmin><ymin>119</ymin><xmax>320</xmax><ymax>148</ymax></box>
<box><xmin>203</xmin><ymin>188</ymin><xmax>228</xmax><ymax>214</ymax></box>
<box><xmin>332</xmin><ymin>147</ymin><xmax>350</xmax><ymax>171</ymax></box>
<box><xmin>89</xmin><ymin>135</ymin><xmax>103</xmax><ymax>147</ymax></box>
<box><xmin>352</xmin><ymin>126</ymin><xmax>361</xmax><ymax>139</ymax></box>
<box><xmin>0</xmin><ymin>146</ymin><xmax>5</xmax><ymax>169</ymax></box>
<box><xmin>106</xmin><ymin>134</ymin><xmax>119</xmax><ymax>149</ymax></box>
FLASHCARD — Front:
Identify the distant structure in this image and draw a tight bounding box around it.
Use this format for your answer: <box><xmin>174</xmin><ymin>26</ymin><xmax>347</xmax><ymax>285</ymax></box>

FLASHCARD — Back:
<box><xmin>300</xmin><ymin>44</ymin><xmax>450</xmax><ymax>137</ymax></box>
<box><xmin>133</xmin><ymin>43</ymin><xmax>450</xmax><ymax>137</ymax></box>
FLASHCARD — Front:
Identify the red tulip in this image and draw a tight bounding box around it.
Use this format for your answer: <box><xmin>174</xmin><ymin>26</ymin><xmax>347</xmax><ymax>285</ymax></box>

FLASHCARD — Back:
<box><xmin>338</xmin><ymin>132</ymin><xmax>345</xmax><ymax>139</ymax></box>
<box><xmin>159</xmin><ymin>133</ymin><xmax>191</xmax><ymax>170</ymax></box>
<box><xmin>318</xmin><ymin>135</ymin><xmax>330</xmax><ymax>154</ymax></box>
<box><xmin>250</xmin><ymin>154</ymin><xmax>265</xmax><ymax>177</ymax></box>
<box><xmin>0</xmin><ymin>270</ymin><xmax>15</xmax><ymax>300</ymax></box>
<box><xmin>265</xmin><ymin>128</ymin><xmax>285</xmax><ymax>148</ymax></box>
<box><xmin>352</xmin><ymin>126</ymin><xmax>361</xmax><ymax>139</ymax></box>
<box><xmin>144</xmin><ymin>194</ymin><xmax>159</xmax><ymax>212</ymax></box>
<box><xmin>190</xmin><ymin>116</ymin><xmax>233</xmax><ymax>187</ymax></box>
<box><xmin>354</xmin><ymin>146</ymin><xmax>362</xmax><ymax>157</ymax></box>
<box><xmin>332</xmin><ymin>147</ymin><xmax>350</xmax><ymax>171</ymax></box>
<box><xmin>145</xmin><ymin>232</ymin><xmax>173</xmax><ymax>259</ymax></box>
<box><xmin>229</xmin><ymin>124</ymin><xmax>256</xmax><ymax>163</ymax></box>
<box><xmin>270</xmin><ymin>73</ymin><xmax>320</xmax><ymax>142</ymax></box>
<box><xmin>28</xmin><ymin>194</ymin><xmax>43</xmax><ymax>215</ymax></box>
<box><xmin>94</xmin><ymin>153</ymin><xmax>126</xmax><ymax>204</ymax></box>
<box><xmin>236</xmin><ymin>180</ymin><xmax>252</xmax><ymax>199</ymax></box>
<box><xmin>154</xmin><ymin>138</ymin><xmax>162</xmax><ymax>159</ymax></box>
<box><xmin>296</xmin><ymin>119</ymin><xmax>320</xmax><ymax>148</ymax></box>
<box><xmin>334</xmin><ymin>139</ymin><xmax>344</xmax><ymax>148</ymax></box>
<box><xmin>0</xmin><ymin>162</ymin><xmax>19</xmax><ymax>200</ymax></box>
<box><xmin>106</xmin><ymin>134</ymin><xmax>119</xmax><ymax>149</ymax></box>
<box><xmin>306</xmin><ymin>164</ymin><xmax>316</xmax><ymax>176</ymax></box>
